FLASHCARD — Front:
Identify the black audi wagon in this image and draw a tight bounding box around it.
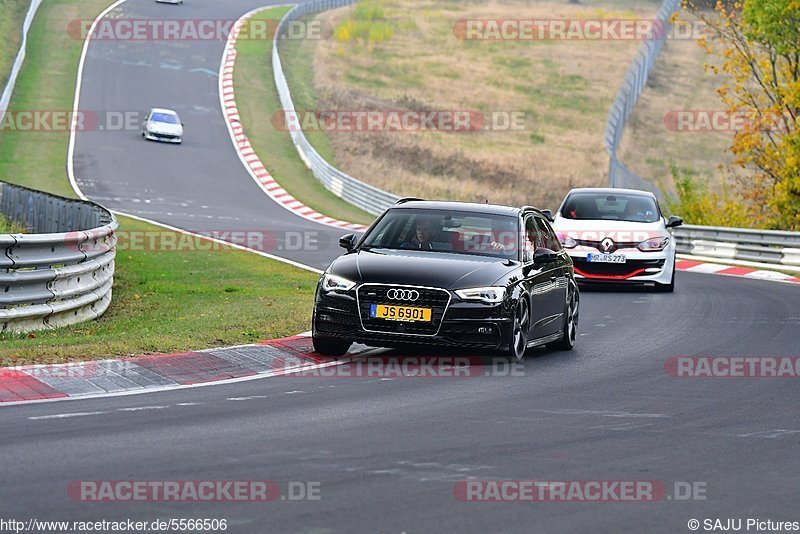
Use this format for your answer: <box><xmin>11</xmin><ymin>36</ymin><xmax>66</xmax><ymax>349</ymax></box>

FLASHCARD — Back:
<box><xmin>312</xmin><ymin>199</ymin><xmax>579</xmax><ymax>360</ymax></box>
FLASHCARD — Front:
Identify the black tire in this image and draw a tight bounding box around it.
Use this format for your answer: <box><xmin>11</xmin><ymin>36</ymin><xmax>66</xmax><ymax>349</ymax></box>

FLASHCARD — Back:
<box><xmin>654</xmin><ymin>269</ymin><xmax>675</xmax><ymax>293</ymax></box>
<box><xmin>505</xmin><ymin>298</ymin><xmax>529</xmax><ymax>361</ymax></box>
<box><xmin>312</xmin><ymin>336</ymin><xmax>351</xmax><ymax>357</ymax></box>
<box><xmin>547</xmin><ymin>292</ymin><xmax>579</xmax><ymax>351</ymax></box>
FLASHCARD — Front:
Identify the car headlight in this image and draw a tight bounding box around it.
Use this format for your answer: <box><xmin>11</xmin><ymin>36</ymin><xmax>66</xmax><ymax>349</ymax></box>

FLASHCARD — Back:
<box><xmin>557</xmin><ymin>233</ymin><xmax>577</xmax><ymax>249</ymax></box>
<box><xmin>637</xmin><ymin>236</ymin><xmax>669</xmax><ymax>252</ymax></box>
<box><xmin>455</xmin><ymin>286</ymin><xmax>506</xmax><ymax>304</ymax></box>
<box><xmin>320</xmin><ymin>273</ymin><xmax>356</xmax><ymax>292</ymax></box>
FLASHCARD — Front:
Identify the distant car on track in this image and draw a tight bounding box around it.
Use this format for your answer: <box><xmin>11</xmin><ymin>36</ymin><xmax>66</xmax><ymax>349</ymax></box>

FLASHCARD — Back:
<box><xmin>312</xmin><ymin>199</ymin><xmax>580</xmax><ymax>359</ymax></box>
<box><xmin>551</xmin><ymin>188</ymin><xmax>682</xmax><ymax>292</ymax></box>
<box><xmin>142</xmin><ymin>108</ymin><xmax>183</xmax><ymax>144</ymax></box>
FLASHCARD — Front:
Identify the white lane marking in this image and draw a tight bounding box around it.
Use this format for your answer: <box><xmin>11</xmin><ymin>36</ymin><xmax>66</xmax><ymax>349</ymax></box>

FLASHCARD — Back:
<box><xmin>227</xmin><ymin>396</ymin><xmax>267</xmax><ymax>401</ymax></box>
<box><xmin>738</xmin><ymin>429</ymin><xmax>800</xmax><ymax>439</ymax></box>
<box><xmin>219</xmin><ymin>5</ymin><xmax>368</xmax><ymax>232</ymax></box>
<box><xmin>65</xmin><ymin>0</ymin><xmax>323</xmax><ymax>276</ymax></box>
<box><xmin>744</xmin><ymin>270</ymin><xmax>794</xmax><ymax>280</ymax></box>
<box><xmin>533</xmin><ymin>409</ymin><xmax>669</xmax><ymax>419</ymax></box>
<box><xmin>29</xmin><ymin>412</ymin><xmax>107</xmax><ymax>420</ymax></box>
<box><xmin>3</xmin><ymin>358</ymin><xmax>348</xmax><ymax>407</ymax></box>
<box><xmin>108</xmin><ymin>212</ymin><xmax>322</xmax><ymax>274</ymax></box>
<box><xmin>685</xmin><ymin>263</ymin><xmax>730</xmax><ymax>274</ymax></box>
<box><xmin>176</xmin><ymin>402</ymin><xmax>203</xmax><ymax>406</ymax></box>
<box><xmin>67</xmin><ymin>0</ymin><xmax>129</xmax><ymax>200</ymax></box>
<box><xmin>284</xmin><ymin>390</ymin><xmax>303</xmax><ymax>394</ymax></box>
<box><xmin>117</xmin><ymin>406</ymin><xmax>168</xmax><ymax>412</ymax></box>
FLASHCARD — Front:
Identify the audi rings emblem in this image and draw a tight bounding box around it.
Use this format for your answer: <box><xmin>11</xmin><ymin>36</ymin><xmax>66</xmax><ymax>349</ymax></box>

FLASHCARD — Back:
<box><xmin>386</xmin><ymin>288</ymin><xmax>420</xmax><ymax>301</ymax></box>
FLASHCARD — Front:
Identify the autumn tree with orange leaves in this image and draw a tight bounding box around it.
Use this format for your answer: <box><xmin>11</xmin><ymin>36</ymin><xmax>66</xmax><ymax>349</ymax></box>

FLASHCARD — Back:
<box><xmin>681</xmin><ymin>0</ymin><xmax>799</xmax><ymax>229</ymax></box>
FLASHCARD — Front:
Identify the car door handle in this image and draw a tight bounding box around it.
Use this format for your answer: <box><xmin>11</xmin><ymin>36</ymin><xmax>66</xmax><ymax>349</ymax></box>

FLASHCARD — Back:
<box><xmin>550</xmin><ymin>276</ymin><xmax>557</xmax><ymax>282</ymax></box>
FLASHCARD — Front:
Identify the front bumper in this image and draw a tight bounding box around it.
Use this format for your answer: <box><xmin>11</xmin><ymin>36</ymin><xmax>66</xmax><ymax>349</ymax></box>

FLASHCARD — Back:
<box><xmin>313</xmin><ymin>288</ymin><xmax>515</xmax><ymax>350</ymax></box>
<box><xmin>144</xmin><ymin>130</ymin><xmax>182</xmax><ymax>143</ymax></box>
<box><xmin>567</xmin><ymin>249</ymin><xmax>674</xmax><ymax>285</ymax></box>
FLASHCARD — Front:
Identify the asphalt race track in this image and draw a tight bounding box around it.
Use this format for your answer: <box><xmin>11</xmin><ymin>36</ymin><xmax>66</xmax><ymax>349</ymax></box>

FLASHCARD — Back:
<box><xmin>73</xmin><ymin>0</ymin><xmax>345</xmax><ymax>270</ymax></box>
<box><xmin>2</xmin><ymin>273</ymin><xmax>799</xmax><ymax>532</ymax></box>
<box><xmin>7</xmin><ymin>0</ymin><xmax>799</xmax><ymax>532</ymax></box>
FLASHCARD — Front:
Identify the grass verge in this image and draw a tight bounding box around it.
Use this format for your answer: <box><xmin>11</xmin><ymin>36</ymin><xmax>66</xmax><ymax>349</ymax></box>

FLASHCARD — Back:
<box><xmin>0</xmin><ymin>215</ymin><xmax>318</xmax><ymax>366</ymax></box>
<box><xmin>0</xmin><ymin>214</ymin><xmax>27</xmax><ymax>233</ymax></box>
<box><xmin>0</xmin><ymin>0</ymin><xmax>320</xmax><ymax>365</ymax></box>
<box><xmin>0</xmin><ymin>0</ymin><xmax>31</xmax><ymax>92</ymax></box>
<box><xmin>232</xmin><ymin>7</ymin><xmax>374</xmax><ymax>225</ymax></box>
<box><xmin>283</xmin><ymin>0</ymin><xmax>649</xmax><ymax>209</ymax></box>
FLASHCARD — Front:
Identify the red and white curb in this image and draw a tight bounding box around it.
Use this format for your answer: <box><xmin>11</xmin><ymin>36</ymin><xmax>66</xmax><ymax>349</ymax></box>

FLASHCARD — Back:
<box><xmin>676</xmin><ymin>258</ymin><xmax>800</xmax><ymax>285</ymax></box>
<box><xmin>219</xmin><ymin>8</ymin><xmax>368</xmax><ymax>233</ymax></box>
<box><xmin>0</xmin><ymin>334</ymin><xmax>373</xmax><ymax>405</ymax></box>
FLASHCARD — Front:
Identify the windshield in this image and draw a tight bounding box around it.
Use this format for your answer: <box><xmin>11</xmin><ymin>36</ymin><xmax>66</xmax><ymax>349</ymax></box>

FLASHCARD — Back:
<box><xmin>151</xmin><ymin>112</ymin><xmax>179</xmax><ymax>124</ymax></box>
<box><xmin>561</xmin><ymin>192</ymin><xmax>660</xmax><ymax>223</ymax></box>
<box><xmin>360</xmin><ymin>208</ymin><xmax>520</xmax><ymax>259</ymax></box>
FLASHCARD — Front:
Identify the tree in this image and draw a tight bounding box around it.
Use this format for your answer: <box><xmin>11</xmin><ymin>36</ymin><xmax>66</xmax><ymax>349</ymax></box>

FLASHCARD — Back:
<box><xmin>683</xmin><ymin>0</ymin><xmax>800</xmax><ymax>229</ymax></box>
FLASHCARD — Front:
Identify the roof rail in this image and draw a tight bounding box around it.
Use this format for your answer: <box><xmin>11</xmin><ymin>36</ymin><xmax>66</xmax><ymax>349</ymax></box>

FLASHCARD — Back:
<box><xmin>394</xmin><ymin>197</ymin><xmax>425</xmax><ymax>205</ymax></box>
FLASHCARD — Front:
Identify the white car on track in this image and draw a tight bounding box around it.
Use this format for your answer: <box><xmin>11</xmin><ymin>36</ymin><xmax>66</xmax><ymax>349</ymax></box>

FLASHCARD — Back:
<box><xmin>142</xmin><ymin>108</ymin><xmax>183</xmax><ymax>144</ymax></box>
<box><xmin>551</xmin><ymin>188</ymin><xmax>683</xmax><ymax>292</ymax></box>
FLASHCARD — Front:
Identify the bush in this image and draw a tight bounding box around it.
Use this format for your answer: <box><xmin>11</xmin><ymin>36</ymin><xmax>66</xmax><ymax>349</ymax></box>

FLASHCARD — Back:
<box><xmin>665</xmin><ymin>165</ymin><xmax>751</xmax><ymax>228</ymax></box>
<box><xmin>334</xmin><ymin>0</ymin><xmax>394</xmax><ymax>47</ymax></box>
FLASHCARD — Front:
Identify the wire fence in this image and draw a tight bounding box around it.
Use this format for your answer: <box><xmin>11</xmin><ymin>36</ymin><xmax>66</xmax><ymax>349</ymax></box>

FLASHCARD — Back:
<box><xmin>603</xmin><ymin>0</ymin><xmax>681</xmax><ymax>200</ymax></box>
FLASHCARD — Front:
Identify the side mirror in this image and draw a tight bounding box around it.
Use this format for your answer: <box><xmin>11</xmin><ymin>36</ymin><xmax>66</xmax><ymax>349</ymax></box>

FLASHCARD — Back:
<box><xmin>666</xmin><ymin>216</ymin><xmax>683</xmax><ymax>228</ymax></box>
<box><xmin>533</xmin><ymin>248</ymin><xmax>559</xmax><ymax>264</ymax></box>
<box><xmin>541</xmin><ymin>210</ymin><xmax>555</xmax><ymax>223</ymax></box>
<box><xmin>339</xmin><ymin>233</ymin><xmax>357</xmax><ymax>252</ymax></box>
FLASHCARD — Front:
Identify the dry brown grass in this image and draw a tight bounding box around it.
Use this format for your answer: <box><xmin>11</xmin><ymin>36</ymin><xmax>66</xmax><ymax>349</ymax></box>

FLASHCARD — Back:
<box><xmin>304</xmin><ymin>0</ymin><xmax>656</xmax><ymax>209</ymax></box>
<box><xmin>618</xmin><ymin>10</ymin><xmax>733</xmax><ymax>194</ymax></box>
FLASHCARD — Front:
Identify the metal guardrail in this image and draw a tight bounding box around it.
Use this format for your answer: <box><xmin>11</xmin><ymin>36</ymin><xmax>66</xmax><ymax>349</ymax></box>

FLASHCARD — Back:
<box><xmin>604</xmin><ymin>0</ymin><xmax>681</xmax><ymax>199</ymax></box>
<box><xmin>0</xmin><ymin>181</ymin><xmax>117</xmax><ymax>333</ymax></box>
<box><xmin>674</xmin><ymin>225</ymin><xmax>800</xmax><ymax>267</ymax></box>
<box><xmin>0</xmin><ymin>0</ymin><xmax>44</xmax><ymax>126</ymax></box>
<box><xmin>272</xmin><ymin>2</ymin><xmax>800</xmax><ymax>267</ymax></box>
<box><xmin>273</xmin><ymin>0</ymin><xmax>400</xmax><ymax>216</ymax></box>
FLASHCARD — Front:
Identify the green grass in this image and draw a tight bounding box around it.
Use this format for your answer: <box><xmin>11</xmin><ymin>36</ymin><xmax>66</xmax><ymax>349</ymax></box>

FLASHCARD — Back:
<box><xmin>0</xmin><ymin>214</ymin><xmax>26</xmax><ymax>233</ymax></box>
<box><xmin>233</xmin><ymin>8</ymin><xmax>374</xmax><ymax>225</ymax></box>
<box><xmin>0</xmin><ymin>216</ymin><xmax>318</xmax><ymax>365</ymax></box>
<box><xmin>0</xmin><ymin>0</ymin><xmax>30</xmax><ymax>92</ymax></box>
<box><xmin>0</xmin><ymin>0</ymin><xmax>323</xmax><ymax>365</ymax></box>
<box><xmin>0</xmin><ymin>0</ymin><xmax>97</xmax><ymax>196</ymax></box>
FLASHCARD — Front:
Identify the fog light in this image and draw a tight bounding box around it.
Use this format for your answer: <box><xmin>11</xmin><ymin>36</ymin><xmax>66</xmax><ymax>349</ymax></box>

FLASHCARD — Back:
<box><xmin>477</xmin><ymin>326</ymin><xmax>493</xmax><ymax>334</ymax></box>
<box><xmin>319</xmin><ymin>314</ymin><xmax>334</xmax><ymax>322</ymax></box>
<box><xmin>644</xmin><ymin>268</ymin><xmax>662</xmax><ymax>273</ymax></box>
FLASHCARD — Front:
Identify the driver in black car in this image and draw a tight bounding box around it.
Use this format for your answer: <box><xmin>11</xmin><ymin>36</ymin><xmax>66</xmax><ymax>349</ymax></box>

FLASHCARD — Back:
<box><xmin>404</xmin><ymin>216</ymin><xmax>441</xmax><ymax>250</ymax></box>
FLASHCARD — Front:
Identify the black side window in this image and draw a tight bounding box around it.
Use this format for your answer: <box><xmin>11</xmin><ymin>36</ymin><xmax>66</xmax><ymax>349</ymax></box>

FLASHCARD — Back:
<box><xmin>536</xmin><ymin>217</ymin><xmax>562</xmax><ymax>251</ymax></box>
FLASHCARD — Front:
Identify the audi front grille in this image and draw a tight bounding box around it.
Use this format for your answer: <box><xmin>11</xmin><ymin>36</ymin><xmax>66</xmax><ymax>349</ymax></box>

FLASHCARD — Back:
<box><xmin>356</xmin><ymin>284</ymin><xmax>451</xmax><ymax>336</ymax></box>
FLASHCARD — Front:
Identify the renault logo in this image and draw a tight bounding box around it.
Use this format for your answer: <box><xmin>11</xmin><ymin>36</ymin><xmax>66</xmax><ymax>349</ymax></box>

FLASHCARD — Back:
<box><xmin>386</xmin><ymin>288</ymin><xmax>420</xmax><ymax>301</ymax></box>
<box><xmin>600</xmin><ymin>237</ymin><xmax>616</xmax><ymax>253</ymax></box>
